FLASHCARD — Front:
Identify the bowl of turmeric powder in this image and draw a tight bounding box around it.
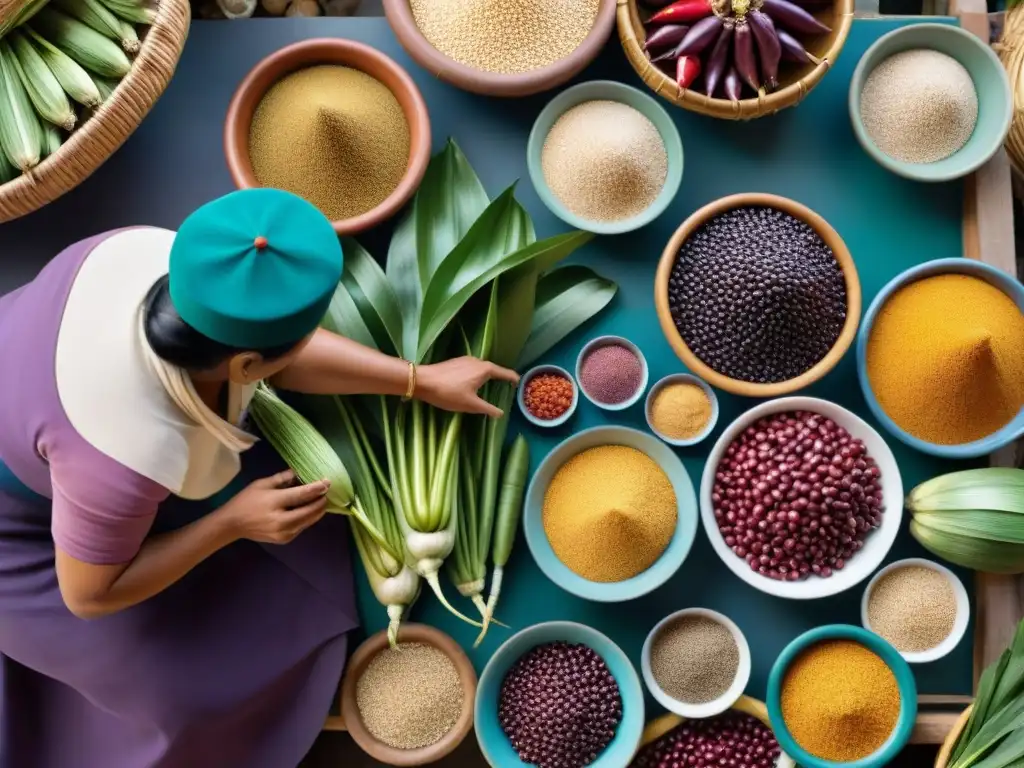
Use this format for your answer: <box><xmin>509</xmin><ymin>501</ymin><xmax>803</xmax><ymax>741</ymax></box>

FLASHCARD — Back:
<box><xmin>857</xmin><ymin>258</ymin><xmax>1024</xmax><ymax>459</ymax></box>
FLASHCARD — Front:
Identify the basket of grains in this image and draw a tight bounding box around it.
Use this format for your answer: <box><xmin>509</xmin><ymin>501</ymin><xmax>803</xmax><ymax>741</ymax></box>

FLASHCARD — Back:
<box><xmin>998</xmin><ymin>5</ymin><xmax>1024</xmax><ymax>177</ymax></box>
<box><xmin>339</xmin><ymin>623</ymin><xmax>476</xmax><ymax>766</ymax></box>
<box><xmin>381</xmin><ymin>0</ymin><xmax>617</xmax><ymax>98</ymax></box>
<box><xmin>655</xmin><ymin>192</ymin><xmax>861</xmax><ymax>397</ymax></box>
<box><xmin>0</xmin><ymin>0</ymin><xmax>190</xmax><ymax>222</ymax></box>
<box><xmin>634</xmin><ymin>697</ymin><xmax>796</xmax><ymax>768</ymax></box>
<box><xmin>223</xmin><ymin>38</ymin><xmax>431</xmax><ymax>236</ymax></box>
<box><xmin>617</xmin><ymin>0</ymin><xmax>853</xmax><ymax>119</ymax></box>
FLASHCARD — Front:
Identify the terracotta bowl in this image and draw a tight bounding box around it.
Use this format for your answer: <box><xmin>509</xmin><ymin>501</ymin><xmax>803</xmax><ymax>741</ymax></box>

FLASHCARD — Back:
<box><xmin>654</xmin><ymin>193</ymin><xmax>861</xmax><ymax>398</ymax></box>
<box><xmin>340</xmin><ymin>623</ymin><xmax>477</xmax><ymax>766</ymax></box>
<box><xmin>223</xmin><ymin>38</ymin><xmax>431</xmax><ymax>236</ymax></box>
<box><xmin>382</xmin><ymin>0</ymin><xmax>617</xmax><ymax>98</ymax></box>
<box><xmin>935</xmin><ymin>705</ymin><xmax>972</xmax><ymax>768</ymax></box>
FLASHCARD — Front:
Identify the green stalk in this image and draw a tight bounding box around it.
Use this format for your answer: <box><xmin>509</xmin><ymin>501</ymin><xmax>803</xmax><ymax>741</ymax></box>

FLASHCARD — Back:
<box><xmin>430</xmin><ymin>412</ymin><xmax>463</xmax><ymax>530</ymax></box>
<box><xmin>411</xmin><ymin>400</ymin><xmax>429</xmax><ymax>526</ymax></box>
<box><xmin>427</xmin><ymin>406</ymin><xmax>438</xmax><ymax>483</ymax></box>
<box><xmin>475</xmin><ymin>383</ymin><xmax>515</xmax><ymax>575</ymax></box>
<box><xmin>385</xmin><ymin>401</ymin><xmax>415</xmax><ymax>530</ymax></box>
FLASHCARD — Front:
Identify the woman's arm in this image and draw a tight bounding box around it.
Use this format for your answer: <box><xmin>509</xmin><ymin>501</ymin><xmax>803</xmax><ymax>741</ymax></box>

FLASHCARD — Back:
<box><xmin>271</xmin><ymin>329</ymin><xmax>519</xmax><ymax>417</ymax></box>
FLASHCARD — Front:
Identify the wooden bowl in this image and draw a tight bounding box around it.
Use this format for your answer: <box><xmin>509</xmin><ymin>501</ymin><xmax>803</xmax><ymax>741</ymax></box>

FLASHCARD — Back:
<box><xmin>617</xmin><ymin>0</ymin><xmax>855</xmax><ymax>120</ymax></box>
<box><xmin>382</xmin><ymin>0</ymin><xmax>617</xmax><ymax>98</ymax></box>
<box><xmin>935</xmin><ymin>705</ymin><xmax>973</xmax><ymax>768</ymax></box>
<box><xmin>639</xmin><ymin>696</ymin><xmax>797</xmax><ymax>767</ymax></box>
<box><xmin>223</xmin><ymin>38</ymin><xmax>431</xmax><ymax>236</ymax></box>
<box><xmin>654</xmin><ymin>192</ymin><xmax>861</xmax><ymax>398</ymax></box>
<box><xmin>340</xmin><ymin>624</ymin><xmax>477</xmax><ymax>766</ymax></box>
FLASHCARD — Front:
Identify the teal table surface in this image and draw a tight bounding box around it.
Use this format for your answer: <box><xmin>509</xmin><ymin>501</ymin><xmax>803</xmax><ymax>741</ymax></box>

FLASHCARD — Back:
<box><xmin>0</xmin><ymin>15</ymin><xmax>978</xmax><ymax>702</ymax></box>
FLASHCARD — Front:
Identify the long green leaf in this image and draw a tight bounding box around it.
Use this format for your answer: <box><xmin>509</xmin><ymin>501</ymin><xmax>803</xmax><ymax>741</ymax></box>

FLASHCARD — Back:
<box><xmin>911</xmin><ymin>520</ymin><xmax>1024</xmax><ymax>574</ymax></box>
<box><xmin>952</xmin><ymin>699</ymin><xmax>1024</xmax><ymax>768</ymax></box>
<box><xmin>418</xmin><ymin>228</ymin><xmax>594</xmax><ymax>360</ymax></box>
<box><xmin>320</xmin><ymin>284</ymin><xmax>378</xmax><ymax>351</ymax></box>
<box><xmin>916</xmin><ymin>510</ymin><xmax>1024</xmax><ymax>544</ymax></box>
<box><xmin>517</xmin><ymin>266</ymin><xmax>619</xmax><ymax>368</ymax></box>
<box><xmin>991</xmin><ymin>620</ymin><xmax>1024</xmax><ymax>715</ymax></box>
<box><xmin>957</xmin><ymin>651</ymin><xmax>1013</xmax><ymax>762</ymax></box>
<box><xmin>339</xmin><ymin>238</ymin><xmax>402</xmax><ymax>356</ymax></box>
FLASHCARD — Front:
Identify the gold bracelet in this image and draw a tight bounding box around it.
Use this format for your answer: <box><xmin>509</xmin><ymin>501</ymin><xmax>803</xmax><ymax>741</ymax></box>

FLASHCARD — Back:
<box><xmin>402</xmin><ymin>361</ymin><xmax>417</xmax><ymax>401</ymax></box>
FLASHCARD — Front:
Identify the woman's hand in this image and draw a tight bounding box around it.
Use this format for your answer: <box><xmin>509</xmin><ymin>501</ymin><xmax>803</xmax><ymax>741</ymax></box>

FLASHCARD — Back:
<box><xmin>417</xmin><ymin>357</ymin><xmax>520</xmax><ymax>418</ymax></box>
<box><xmin>217</xmin><ymin>470</ymin><xmax>330</xmax><ymax>545</ymax></box>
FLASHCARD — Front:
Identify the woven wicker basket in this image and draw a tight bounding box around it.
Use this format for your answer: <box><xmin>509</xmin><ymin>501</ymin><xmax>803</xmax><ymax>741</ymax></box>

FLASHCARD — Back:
<box><xmin>617</xmin><ymin>0</ymin><xmax>854</xmax><ymax>120</ymax></box>
<box><xmin>0</xmin><ymin>0</ymin><xmax>190</xmax><ymax>222</ymax></box>
<box><xmin>997</xmin><ymin>5</ymin><xmax>1024</xmax><ymax>177</ymax></box>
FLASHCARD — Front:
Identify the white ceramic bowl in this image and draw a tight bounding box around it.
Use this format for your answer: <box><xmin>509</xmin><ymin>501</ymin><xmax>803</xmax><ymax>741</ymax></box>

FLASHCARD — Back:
<box><xmin>645</xmin><ymin>373</ymin><xmax>719</xmax><ymax>447</ymax></box>
<box><xmin>575</xmin><ymin>335</ymin><xmax>649</xmax><ymax>411</ymax></box>
<box><xmin>640</xmin><ymin>608</ymin><xmax>751</xmax><ymax>720</ymax></box>
<box><xmin>517</xmin><ymin>364</ymin><xmax>579</xmax><ymax>428</ymax></box>
<box><xmin>699</xmin><ymin>397</ymin><xmax>904</xmax><ymax>600</ymax></box>
<box><xmin>861</xmin><ymin>558</ymin><xmax>970</xmax><ymax>664</ymax></box>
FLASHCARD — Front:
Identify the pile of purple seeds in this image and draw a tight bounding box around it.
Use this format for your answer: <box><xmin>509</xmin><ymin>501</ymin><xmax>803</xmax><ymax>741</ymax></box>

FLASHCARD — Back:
<box><xmin>630</xmin><ymin>711</ymin><xmax>782</xmax><ymax>768</ymax></box>
<box><xmin>667</xmin><ymin>206</ymin><xmax>847</xmax><ymax>384</ymax></box>
<box><xmin>712</xmin><ymin>411</ymin><xmax>884</xmax><ymax>581</ymax></box>
<box><xmin>499</xmin><ymin>641</ymin><xmax>623</xmax><ymax>768</ymax></box>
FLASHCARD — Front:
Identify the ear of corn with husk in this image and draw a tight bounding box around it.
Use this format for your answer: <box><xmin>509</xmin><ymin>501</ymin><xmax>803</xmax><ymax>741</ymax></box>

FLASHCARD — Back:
<box><xmin>908</xmin><ymin>468</ymin><xmax>1024</xmax><ymax>574</ymax></box>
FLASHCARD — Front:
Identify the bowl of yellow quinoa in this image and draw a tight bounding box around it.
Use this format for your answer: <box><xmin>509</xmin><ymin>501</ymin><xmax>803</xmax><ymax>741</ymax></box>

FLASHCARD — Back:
<box><xmin>224</xmin><ymin>38</ymin><xmax>432</xmax><ymax>236</ymax></box>
<box><xmin>522</xmin><ymin>425</ymin><xmax>698</xmax><ymax>602</ymax></box>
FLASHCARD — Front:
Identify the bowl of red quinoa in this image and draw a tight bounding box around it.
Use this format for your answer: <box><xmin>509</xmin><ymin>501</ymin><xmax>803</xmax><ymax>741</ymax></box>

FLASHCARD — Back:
<box><xmin>517</xmin><ymin>364</ymin><xmax>579</xmax><ymax>428</ymax></box>
<box><xmin>654</xmin><ymin>193</ymin><xmax>861</xmax><ymax>398</ymax></box>
<box><xmin>575</xmin><ymin>335</ymin><xmax>650</xmax><ymax>412</ymax></box>
<box><xmin>698</xmin><ymin>397</ymin><xmax>903</xmax><ymax>600</ymax></box>
<box><xmin>475</xmin><ymin>621</ymin><xmax>645</xmax><ymax>768</ymax></box>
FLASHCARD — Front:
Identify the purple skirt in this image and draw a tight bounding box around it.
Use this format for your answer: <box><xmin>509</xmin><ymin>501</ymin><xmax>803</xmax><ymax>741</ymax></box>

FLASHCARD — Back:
<box><xmin>0</xmin><ymin>441</ymin><xmax>357</xmax><ymax>768</ymax></box>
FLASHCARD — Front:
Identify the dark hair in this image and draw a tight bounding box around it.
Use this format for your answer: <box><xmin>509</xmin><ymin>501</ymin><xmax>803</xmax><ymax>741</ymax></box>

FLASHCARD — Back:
<box><xmin>143</xmin><ymin>276</ymin><xmax>299</xmax><ymax>370</ymax></box>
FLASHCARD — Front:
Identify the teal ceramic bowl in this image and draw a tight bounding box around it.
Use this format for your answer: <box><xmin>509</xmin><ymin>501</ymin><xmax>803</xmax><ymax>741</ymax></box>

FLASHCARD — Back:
<box><xmin>849</xmin><ymin>23</ymin><xmax>1012</xmax><ymax>182</ymax></box>
<box><xmin>523</xmin><ymin>425</ymin><xmax>698</xmax><ymax>602</ymax></box>
<box><xmin>527</xmin><ymin>80</ymin><xmax>683</xmax><ymax>234</ymax></box>
<box><xmin>767</xmin><ymin>625</ymin><xmax>918</xmax><ymax>768</ymax></box>
<box><xmin>856</xmin><ymin>258</ymin><xmax>1024</xmax><ymax>458</ymax></box>
<box><xmin>517</xmin><ymin>364</ymin><xmax>578</xmax><ymax>428</ymax></box>
<box><xmin>475</xmin><ymin>621</ymin><xmax>645</xmax><ymax>768</ymax></box>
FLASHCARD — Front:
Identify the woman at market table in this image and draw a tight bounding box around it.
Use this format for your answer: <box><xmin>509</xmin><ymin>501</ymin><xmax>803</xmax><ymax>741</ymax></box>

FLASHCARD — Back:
<box><xmin>0</xmin><ymin>187</ymin><xmax>518</xmax><ymax>768</ymax></box>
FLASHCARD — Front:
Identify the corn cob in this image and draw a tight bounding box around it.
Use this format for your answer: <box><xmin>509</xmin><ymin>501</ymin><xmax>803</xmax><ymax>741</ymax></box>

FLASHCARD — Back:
<box><xmin>118</xmin><ymin>20</ymin><xmax>139</xmax><ymax>53</ymax></box>
<box><xmin>8</xmin><ymin>31</ymin><xmax>76</xmax><ymax>131</ymax></box>
<box><xmin>93</xmin><ymin>75</ymin><xmax>118</xmax><ymax>100</ymax></box>
<box><xmin>40</xmin><ymin>121</ymin><xmax>62</xmax><ymax>156</ymax></box>
<box><xmin>0</xmin><ymin>41</ymin><xmax>42</xmax><ymax>172</ymax></box>
<box><xmin>24</xmin><ymin>27</ymin><xmax>101</xmax><ymax>107</ymax></box>
<box><xmin>29</xmin><ymin>8</ymin><xmax>131</xmax><ymax>79</ymax></box>
<box><xmin>51</xmin><ymin>0</ymin><xmax>123</xmax><ymax>46</ymax></box>
<box><xmin>0</xmin><ymin>148</ymin><xmax>17</xmax><ymax>182</ymax></box>
<box><xmin>94</xmin><ymin>0</ymin><xmax>155</xmax><ymax>25</ymax></box>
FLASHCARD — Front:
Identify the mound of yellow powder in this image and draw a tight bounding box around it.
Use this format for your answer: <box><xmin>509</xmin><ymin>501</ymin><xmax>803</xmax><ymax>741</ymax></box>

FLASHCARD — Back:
<box><xmin>542</xmin><ymin>445</ymin><xmax>677</xmax><ymax>582</ymax></box>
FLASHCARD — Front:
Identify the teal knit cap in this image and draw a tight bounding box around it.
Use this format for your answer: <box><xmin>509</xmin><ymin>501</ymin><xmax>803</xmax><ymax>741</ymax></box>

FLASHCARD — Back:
<box><xmin>169</xmin><ymin>188</ymin><xmax>343</xmax><ymax>349</ymax></box>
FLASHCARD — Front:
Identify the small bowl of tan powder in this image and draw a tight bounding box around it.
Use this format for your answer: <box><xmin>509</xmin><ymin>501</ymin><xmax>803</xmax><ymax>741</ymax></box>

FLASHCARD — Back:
<box><xmin>641</xmin><ymin>608</ymin><xmax>752</xmax><ymax>720</ymax></box>
<box><xmin>224</xmin><ymin>38</ymin><xmax>432</xmax><ymax>236</ymax></box>
<box><xmin>528</xmin><ymin>80</ymin><xmax>683</xmax><ymax>235</ymax></box>
<box><xmin>861</xmin><ymin>558</ymin><xmax>970</xmax><ymax>664</ymax></box>
<box><xmin>340</xmin><ymin>623</ymin><xmax>477</xmax><ymax>766</ymax></box>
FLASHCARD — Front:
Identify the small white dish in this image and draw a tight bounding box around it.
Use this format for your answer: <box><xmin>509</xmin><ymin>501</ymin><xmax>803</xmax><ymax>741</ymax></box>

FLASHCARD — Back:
<box><xmin>699</xmin><ymin>396</ymin><xmax>904</xmax><ymax>600</ymax></box>
<box><xmin>575</xmin><ymin>335</ymin><xmax>649</xmax><ymax>412</ymax></box>
<box><xmin>861</xmin><ymin>557</ymin><xmax>970</xmax><ymax>664</ymax></box>
<box><xmin>516</xmin><ymin>364</ymin><xmax>578</xmax><ymax>428</ymax></box>
<box><xmin>645</xmin><ymin>373</ymin><xmax>719</xmax><ymax>447</ymax></box>
<box><xmin>640</xmin><ymin>607</ymin><xmax>751</xmax><ymax>720</ymax></box>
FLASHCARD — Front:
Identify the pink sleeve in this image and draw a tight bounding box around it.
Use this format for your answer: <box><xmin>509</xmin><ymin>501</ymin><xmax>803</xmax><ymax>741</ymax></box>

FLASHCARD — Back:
<box><xmin>50</xmin><ymin>450</ymin><xmax>170</xmax><ymax>565</ymax></box>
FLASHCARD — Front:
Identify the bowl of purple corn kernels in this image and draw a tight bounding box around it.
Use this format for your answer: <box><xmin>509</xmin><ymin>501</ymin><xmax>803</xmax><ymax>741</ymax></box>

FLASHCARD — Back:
<box><xmin>475</xmin><ymin>621</ymin><xmax>645</xmax><ymax>768</ymax></box>
<box><xmin>699</xmin><ymin>396</ymin><xmax>903</xmax><ymax>600</ymax></box>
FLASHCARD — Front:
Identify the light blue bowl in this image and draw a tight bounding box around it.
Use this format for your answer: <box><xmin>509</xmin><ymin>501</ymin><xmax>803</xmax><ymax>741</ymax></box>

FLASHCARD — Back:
<box><xmin>527</xmin><ymin>80</ymin><xmax>684</xmax><ymax>235</ymax></box>
<box><xmin>849</xmin><ymin>23</ymin><xmax>1012</xmax><ymax>182</ymax></box>
<box><xmin>767</xmin><ymin>625</ymin><xmax>918</xmax><ymax>768</ymax></box>
<box><xmin>523</xmin><ymin>425</ymin><xmax>697</xmax><ymax>602</ymax></box>
<box><xmin>517</xmin><ymin>364</ymin><xmax>578</xmax><ymax>428</ymax></box>
<box><xmin>644</xmin><ymin>373</ymin><xmax>719</xmax><ymax>447</ymax></box>
<box><xmin>475</xmin><ymin>621</ymin><xmax>645</xmax><ymax>768</ymax></box>
<box><xmin>856</xmin><ymin>258</ymin><xmax>1024</xmax><ymax>458</ymax></box>
<box><xmin>576</xmin><ymin>335</ymin><xmax>649</xmax><ymax>412</ymax></box>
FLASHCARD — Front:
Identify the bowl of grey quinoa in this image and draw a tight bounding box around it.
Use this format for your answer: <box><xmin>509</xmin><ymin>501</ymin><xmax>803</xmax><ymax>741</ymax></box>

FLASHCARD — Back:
<box><xmin>383</xmin><ymin>0</ymin><xmax>617</xmax><ymax>98</ymax></box>
<box><xmin>654</xmin><ymin>192</ymin><xmax>861</xmax><ymax>398</ymax></box>
<box><xmin>340</xmin><ymin>623</ymin><xmax>477</xmax><ymax>766</ymax></box>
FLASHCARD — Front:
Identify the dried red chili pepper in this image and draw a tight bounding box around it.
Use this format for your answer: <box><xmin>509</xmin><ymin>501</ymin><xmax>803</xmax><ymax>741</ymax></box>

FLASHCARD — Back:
<box><xmin>648</xmin><ymin>0</ymin><xmax>713</xmax><ymax>25</ymax></box>
<box><xmin>676</xmin><ymin>54</ymin><xmax>702</xmax><ymax>89</ymax></box>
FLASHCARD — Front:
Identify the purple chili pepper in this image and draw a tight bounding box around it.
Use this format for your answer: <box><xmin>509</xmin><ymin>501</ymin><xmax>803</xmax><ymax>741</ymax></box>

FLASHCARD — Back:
<box><xmin>733</xmin><ymin>20</ymin><xmax>760</xmax><ymax>92</ymax></box>
<box><xmin>778</xmin><ymin>28</ymin><xmax>812</xmax><ymax>62</ymax></box>
<box><xmin>644</xmin><ymin>23</ymin><xmax>690</xmax><ymax>53</ymax></box>
<box><xmin>704</xmin><ymin>21</ymin><xmax>734</xmax><ymax>97</ymax></box>
<box><xmin>762</xmin><ymin>0</ymin><xmax>831</xmax><ymax>36</ymax></box>
<box><xmin>676</xmin><ymin>14</ymin><xmax>724</xmax><ymax>56</ymax></box>
<box><xmin>723</xmin><ymin>66</ymin><xmax>743</xmax><ymax>100</ymax></box>
<box><xmin>747</xmin><ymin>10</ymin><xmax>781</xmax><ymax>89</ymax></box>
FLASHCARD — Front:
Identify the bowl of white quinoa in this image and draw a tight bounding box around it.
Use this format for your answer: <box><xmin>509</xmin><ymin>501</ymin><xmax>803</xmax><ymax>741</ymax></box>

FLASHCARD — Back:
<box><xmin>849</xmin><ymin>22</ymin><xmax>1012</xmax><ymax>183</ymax></box>
<box><xmin>382</xmin><ymin>0</ymin><xmax>616</xmax><ymax>97</ymax></box>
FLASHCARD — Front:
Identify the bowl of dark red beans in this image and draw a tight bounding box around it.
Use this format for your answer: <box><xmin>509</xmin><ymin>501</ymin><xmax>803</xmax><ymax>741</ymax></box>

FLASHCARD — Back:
<box><xmin>517</xmin><ymin>364</ymin><xmax>579</xmax><ymax>428</ymax></box>
<box><xmin>475</xmin><ymin>621</ymin><xmax>645</xmax><ymax>768</ymax></box>
<box><xmin>654</xmin><ymin>193</ymin><xmax>862</xmax><ymax>398</ymax></box>
<box><xmin>699</xmin><ymin>396</ymin><xmax>903</xmax><ymax>600</ymax></box>
<box><xmin>634</xmin><ymin>698</ymin><xmax>795</xmax><ymax>768</ymax></box>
